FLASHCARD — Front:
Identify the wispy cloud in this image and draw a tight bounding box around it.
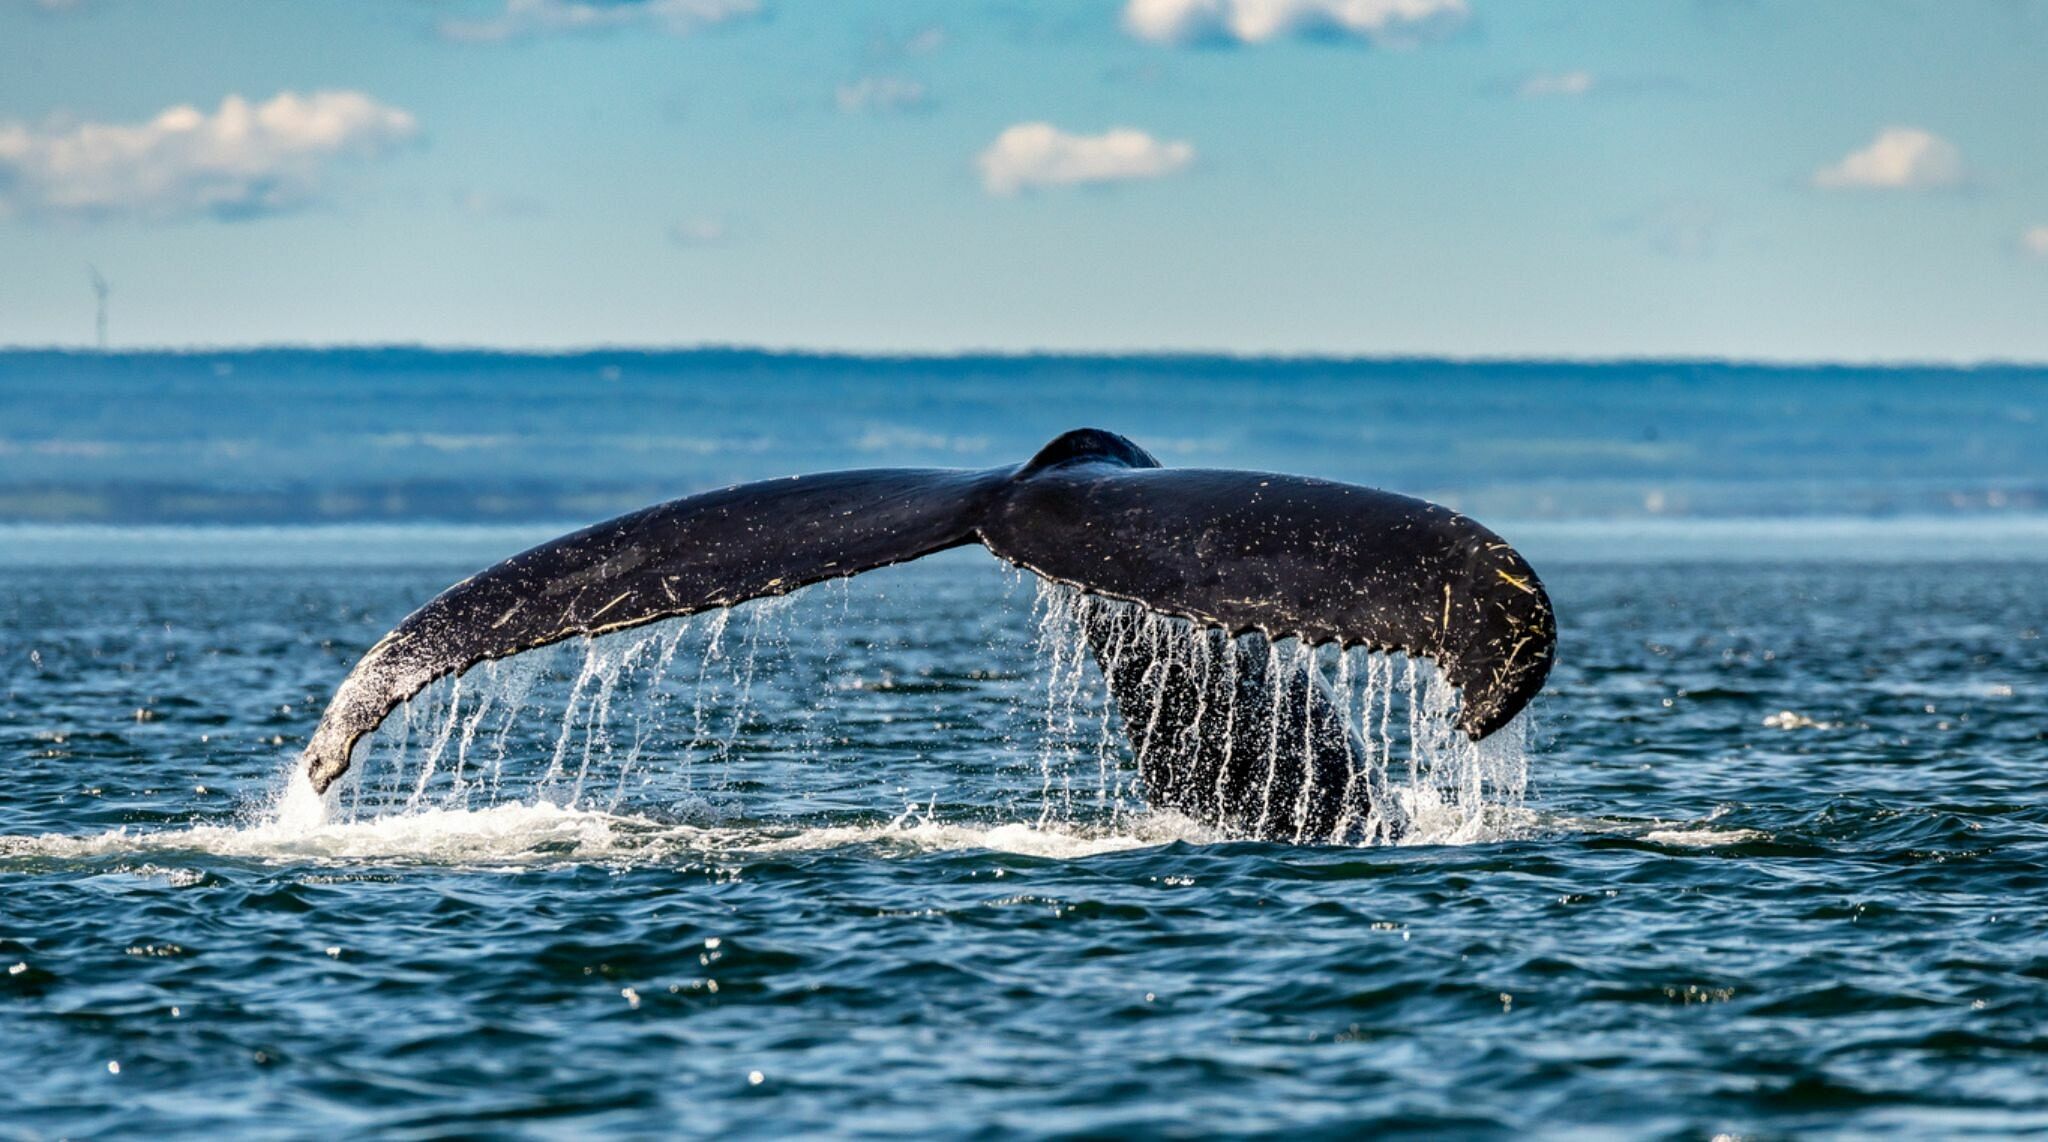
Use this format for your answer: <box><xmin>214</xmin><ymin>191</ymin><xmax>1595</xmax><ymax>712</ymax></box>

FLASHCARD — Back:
<box><xmin>454</xmin><ymin>188</ymin><xmax>546</xmax><ymax>217</ymax></box>
<box><xmin>835</xmin><ymin>76</ymin><xmax>929</xmax><ymax>115</ymax></box>
<box><xmin>2024</xmin><ymin>226</ymin><xmax>2048</xmax><ymax>259</ymax></box>
<box><xmin>1122</xmin><ymin>0</ymin><xmax>1466</xmax><ymax>46</ymax></box>
<box><xmin>978</xmin><ymin>123</ymin><xmax>1194</xmax><ymax>196</ymax></box>
<box><xmin>1518</xmin><ymin>70</ymin><xmax>1595</xmax><ymax>98</ymax></box>
<box><xmin>866</xmin><ymin>23</ymin><xmax>946</xmax><ymax>59</ymax></box>
<box><xmin>0</xmin><ymin>91</ymin><xmax>416</xmax><ymax>223</ymax></box>
<box><xmin>668</xmin><ymin>217</ymin><xmax>728</xmax><ymax>246</ymax></box>
<box><xmin>441</xmin><ymin>0</ymin><xmax>757</xmax><ymax>43</ymax></box>
<box><xmin>1811</xmin><ymin>127</ymin><xmax>1964</xmax><ymax>191</ymax></box>
<box><xmin>1616</xmin><ymin>200</ymin><xmax>1723</xmax><ymax>259</ymax></box>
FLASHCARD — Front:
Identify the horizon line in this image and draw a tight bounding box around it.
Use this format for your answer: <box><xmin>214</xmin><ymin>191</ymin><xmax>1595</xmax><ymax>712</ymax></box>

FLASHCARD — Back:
<box><xmin>3</xmin><ymin>341</ymin><xmax>2047</xmax><ymax>371</ymax></box>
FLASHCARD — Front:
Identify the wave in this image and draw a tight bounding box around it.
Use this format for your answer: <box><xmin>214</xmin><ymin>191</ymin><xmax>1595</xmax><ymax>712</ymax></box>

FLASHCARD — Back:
<box><xmin>0</xmin><ymin>771</ymin><xmax>1766</xmax><ymax>870</ymax></box>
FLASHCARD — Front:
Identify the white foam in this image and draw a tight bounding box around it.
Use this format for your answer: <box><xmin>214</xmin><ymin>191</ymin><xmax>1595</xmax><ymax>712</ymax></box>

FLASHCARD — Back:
<box><xmin>0</xmin><ymin>800</ymin><xmax>628</xmax><ymax>866</ymax></box>
<box><xmin>274</xmin><ymin>768</ymin><xmax>331</xmax><ymax>831</ymax></box>
<box><xmin>1638</xmin><ymin>825</ymin><xmax>1768</xmax><ymax>847</ymax></box>
<box><xmin>0</xmin><ymin>794</ymin><xmax>1236</xmax><ymax>869</ymax></box>
<box><xmin>1762</xmin><ymin>709</ymin><xmax>1838</xmax><ymax>731</ymax></box>
<box><xmin>1393</xmin><ymin>788</ymin><xmax>1545</xmax><ymax>846</ymax></box>
<box><xmin>1527</xmin><ymin>805</ymin><xmax>1768</xmax><ymax>849</ymax></box>
<box><xmin>0</xmin><ymin>795</ymin><xmax>1776</xmax><ymax>867</ymax></box>
<box><xmin>760</xmin><ymin>807</ymin><xmax>1225</xmax><ymax>859</ymax></box>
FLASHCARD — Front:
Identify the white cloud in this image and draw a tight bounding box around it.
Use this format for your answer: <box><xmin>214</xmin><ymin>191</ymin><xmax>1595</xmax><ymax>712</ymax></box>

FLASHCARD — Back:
<box><xmin>1811</xmin><ymin>127</ymin><xmax>1964</xmax><ymax>191</ymax></box>
<box><xmin>0</xmin><ymin>90</ymin><xmax>417</xmax><ymax>222</ymax></box>
<box><xmin>836</xmin><ymin>76</ymin><xmax>929</xmax><ymax>115</ymax></box>
<box><xmin>978</xmin><ymin>123</ymin><xmax>1194</xmax><ymax>196</ymax></box>
<box><xmin>668</xmin><ymin>217</ymin><xmax>728</xmax><ymax>246</ymax></box>
<box><xmin>1518</xmin><ymin>70</ymin><xmax>1595</xmax><ymax>98</ymax></box>
<box><xmin>1123</xmin><ymin>0</ymin><xmax>1466</xmax><ymax>46</ymax></box>
<box><xmin>441</xmin><ymin>0</ymin><xmax>757</xmax><ymax>43</ymax></box>
<box><xmin>899</xmin><ymin>25</ymin><xmax>947</xmax><ymax>55</ymax></box>
<box><xmin>2024</xmin><ymin>226</ymin><xmax>2048</xmax><ymax>259</ymax></box>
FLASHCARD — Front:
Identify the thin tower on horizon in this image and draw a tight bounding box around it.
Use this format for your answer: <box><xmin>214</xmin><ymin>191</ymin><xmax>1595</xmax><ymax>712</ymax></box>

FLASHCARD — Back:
<box><xmin>88</xmin><ymin>266</ymin><xmax>111</xmax><ymax>352</ymax></box>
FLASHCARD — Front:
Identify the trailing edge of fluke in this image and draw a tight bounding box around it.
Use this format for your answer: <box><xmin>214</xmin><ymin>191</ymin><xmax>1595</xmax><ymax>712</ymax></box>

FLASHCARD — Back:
<box><xmin>300</xmin><ymin>429</ymin><xmax>1556</xmax><ymax>807</ymax></box>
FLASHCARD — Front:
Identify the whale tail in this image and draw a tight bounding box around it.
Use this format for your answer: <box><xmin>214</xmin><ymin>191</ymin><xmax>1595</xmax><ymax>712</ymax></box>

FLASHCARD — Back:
<box><xmin>299</xmin><ymin>465</ymin><xmax>1012</xmax><ymax>793</ymax></box>
<box><xmin>301</xmin><ymin>429</ymin><xmax>1555</xmax><ymax>808</ymax></box>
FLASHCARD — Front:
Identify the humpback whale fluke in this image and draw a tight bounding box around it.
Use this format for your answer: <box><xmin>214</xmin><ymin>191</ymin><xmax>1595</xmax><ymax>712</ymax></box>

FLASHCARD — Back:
<box><xmin>301</xmin><ymin>429</ymin><xmax>1555</xmax><ymax>839</ymax></box>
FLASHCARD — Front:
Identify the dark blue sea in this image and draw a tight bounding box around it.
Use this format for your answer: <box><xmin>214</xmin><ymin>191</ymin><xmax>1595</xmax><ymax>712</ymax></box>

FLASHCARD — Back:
<box><xmin>4</xmin><ymin>352</ymin><xmax>2047</xmax><ymax>1137</ymax></box>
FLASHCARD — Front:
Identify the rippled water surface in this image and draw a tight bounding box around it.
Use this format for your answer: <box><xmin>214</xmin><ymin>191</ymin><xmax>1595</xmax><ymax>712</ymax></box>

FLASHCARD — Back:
<box><xmin>4</xmin><ymin>527</ymin><xmax>2047</xmax><ymax>1138</ymax></box>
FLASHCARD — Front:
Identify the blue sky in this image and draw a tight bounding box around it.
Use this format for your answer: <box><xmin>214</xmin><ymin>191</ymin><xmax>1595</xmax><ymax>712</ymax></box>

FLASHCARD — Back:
<box><xmin>2</xmin><ymin>0</ymin><xmax>2045</xmax><ymax>359</ymax></box>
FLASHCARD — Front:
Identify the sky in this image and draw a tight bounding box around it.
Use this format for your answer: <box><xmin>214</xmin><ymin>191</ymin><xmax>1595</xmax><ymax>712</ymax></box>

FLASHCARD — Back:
<box><xmin>2</xmin><ymin>0</ymin><xmax>2045</xmax><ymax>360</ymax></box>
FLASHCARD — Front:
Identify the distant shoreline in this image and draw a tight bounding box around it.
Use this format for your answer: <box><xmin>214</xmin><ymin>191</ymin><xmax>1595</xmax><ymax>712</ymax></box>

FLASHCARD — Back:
<box><xmin>4</xmin><ymin>345</ymin><xmax>2047</xmax><ymax>372</ymax></box>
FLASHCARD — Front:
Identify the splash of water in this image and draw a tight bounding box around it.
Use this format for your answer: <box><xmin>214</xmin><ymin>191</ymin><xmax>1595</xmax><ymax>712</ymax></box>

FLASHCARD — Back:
<box><xmin>327</xmin><ymin>608</ymin><xmax>767</xmax><ymax>825</ymax></box>
<box><xmin>0</xmin><ymin>795</ymin><xmax>1236</xmax><ymax>869</ymax></box>
<box><xmin>1025</xmin><ymin>579</ymin><xmax>1530</xmax><ymax>845</ymax></box>
<box><xmin>270</xmin><ymin>574</ymin><xmax>1533</xmax><ymax>850</ymax></box>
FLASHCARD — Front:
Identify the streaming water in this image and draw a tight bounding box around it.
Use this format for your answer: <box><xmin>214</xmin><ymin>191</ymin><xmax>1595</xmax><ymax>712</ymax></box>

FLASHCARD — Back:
<box><xmin>299</xmin><ymin>568</ymin><xmax>1526</xmax><ymax>857</ymax></box>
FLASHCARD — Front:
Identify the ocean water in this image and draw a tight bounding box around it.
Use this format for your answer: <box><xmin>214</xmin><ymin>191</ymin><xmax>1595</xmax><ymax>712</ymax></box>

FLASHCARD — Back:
<box><xmin>3</xmin><ymin>349</ymin><xmax>2044</xmax><ymax>523</ymax></box>
<box><xmin>4</xmin><ymin>353</ymin><xmax>2046</xmax><ymax>1136</ymax></box>
<box><xmin>5</xmin><ymin>523</ymin><xmax>2047</xmax><ymax>1138</ymax></box>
